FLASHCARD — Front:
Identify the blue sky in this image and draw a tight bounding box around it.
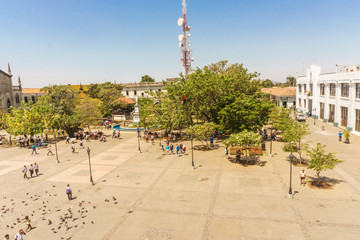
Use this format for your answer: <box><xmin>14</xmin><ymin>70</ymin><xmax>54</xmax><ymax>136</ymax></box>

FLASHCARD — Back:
<box><xmin>1</xmin><ymin>0</ymin><xmax>360</xmax><ymax>87</ymax></box>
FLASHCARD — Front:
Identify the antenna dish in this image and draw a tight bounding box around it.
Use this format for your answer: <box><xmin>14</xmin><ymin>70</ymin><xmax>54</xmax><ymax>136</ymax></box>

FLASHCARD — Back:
<box><xmin>177</xmin><ymin>18</ymin><xmax>184</xmax><ymax>26</ymax></box>
<box><xmin>188</xmin><ymin>33</ymin><xmax>191</xmax><ymax>38</ymax></box>
<box><xmin>186</xmin><ymin>26</ymin><xmax>191</xmax><ymax>31</ymax></box>
<box><xmin>178</xmin><ymin>34</ymin><xmax>184</xmax><ymax>41</ymax></box>
<box><xmin>179</xmin><ymin>42</ymin><xmax>184</xmax><ymax>47</ymax></box>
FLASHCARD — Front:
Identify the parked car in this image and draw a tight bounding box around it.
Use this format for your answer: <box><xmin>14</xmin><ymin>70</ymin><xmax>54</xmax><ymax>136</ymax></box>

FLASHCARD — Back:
<box><xmin>296</xmin><ymin>114</ymin><xmax>306</xmax><ymax>122</ymax></box>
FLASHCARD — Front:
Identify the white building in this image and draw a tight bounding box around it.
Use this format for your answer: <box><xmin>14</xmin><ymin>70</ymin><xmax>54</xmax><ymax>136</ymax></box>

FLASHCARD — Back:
<box><xmin>122</xmin><ymin>82</ymin><xmax>166</xmax><ymax>99</ymax></box>
<box><xmin>296</xmin><ymin>64</ymin><xmax>360</xmax><ymax>135</ymax></box>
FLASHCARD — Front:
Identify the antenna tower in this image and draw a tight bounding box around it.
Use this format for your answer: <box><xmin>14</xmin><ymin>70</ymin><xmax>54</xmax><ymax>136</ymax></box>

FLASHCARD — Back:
<box><xmin>178</xmin><ymin>0</ymin><xmax>193</xmax><ymax>77</ymax></box>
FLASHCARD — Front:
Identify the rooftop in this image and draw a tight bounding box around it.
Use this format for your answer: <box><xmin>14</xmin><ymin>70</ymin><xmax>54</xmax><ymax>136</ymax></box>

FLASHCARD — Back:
<box><xmin>261</xmin><ymin>87</ymin><xmax>296</xmax><ymax>97</ymax></box>
<box><xmin>22</xmin><ymin>88</ymin><xmax>43</xmax><ymax>94</ymax></box>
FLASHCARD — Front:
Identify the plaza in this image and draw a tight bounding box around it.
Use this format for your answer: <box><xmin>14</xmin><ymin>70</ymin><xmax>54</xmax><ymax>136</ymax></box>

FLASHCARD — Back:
<box><xmin>0</xmin><ymin>120</ymin><xmax>360</xmax><ymax>240</ymax></box>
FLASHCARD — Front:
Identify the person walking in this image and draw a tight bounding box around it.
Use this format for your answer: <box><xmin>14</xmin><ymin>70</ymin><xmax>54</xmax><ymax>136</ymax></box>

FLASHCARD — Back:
<box><xmin>225</xmin><ymin>147</ymin><xmax>229</xmax><ymax>159</ymax></box>
<box><xmin>338</xmin><ymin>131</ymin><xmax>342</xmax><ymax>142</ymax></box>
<box><xmin>34</xmin><ymin>163</ymin><xmax>39</xmax><ymax>176</ymax></box>
<box><xmin>166</xmin><ymin>145</ymin><xmax>170</xmax><ymax>155</ymax></box>
<box><xmin>23</xmin><ymin>216</ymin><xmax>32</xmax><ymax>232</ymax></box>
<box><xmin>4</xmin><ymin>233</ymin><xmax>9</xmax><ymax>240</ymax></box>
<box><xmin>47</xmin><ymin>145</ymin><xmax>54</xmax><ymax>156</ymax></box>
<box><xmin>66</xmin><ymin>135</ymin><xmax>70</xmax><ymax>144</ymax></box>
<box><xmin>22</xmin><ymin>165</ymin><xmax>28</xmax><ymax>180</ymax></box>
<box><xmin>31</xmin><ymin>144</ymin><xmax>37</xmax><ymax>155</ymax></box>
<box><xmin>170</xmin><ymin>144</ymin><xmax>174</xmax><ymax>154</ymax></box>
<box><xmin>29</xmin><ymin>164</ymin><xmax>34</xmax><ymax>178</ymax></box>
<box><xmin>151</xmin><ymin>135</ymin><xmax>154</xmax><ymax>144</ymax></box>
<box><xmin>176</xmin><ymin>145</ymin><xmax>180</xmax><ymax>157</ymax></box>
<box><xmin>183</xmin><ymin>144</ymin><xmax>186</xmax><ymax>155</ymax></box>
<box><xmin>71</xmin><ymin>143</ymin><xmax>75</xmax><ymax>153</ymax></box>
<box><xmin>300</xmin><ymin>169</ymin><xmax>306</xmax><ymax>186</ymax></box>
<box><xmin>66</xmin><ymin>184</ymin><xmax>72</xmax><ymax>200</ymax></box>
<box><xmin>79</xmin><ymin>140</ymin><xmax>84</xmax><ymax>149</ymax></box>
<box><xmin>14</xmin><ymin>229</ymin><xmax>26</xmax><ymax>240</ymax></box>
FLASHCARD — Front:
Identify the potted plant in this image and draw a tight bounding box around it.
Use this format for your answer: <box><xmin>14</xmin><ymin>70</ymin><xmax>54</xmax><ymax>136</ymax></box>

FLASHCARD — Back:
<box><xmin>344</xmin><ymin>129</ymin><xmax>350</xmax><ymax>144</ymax></box>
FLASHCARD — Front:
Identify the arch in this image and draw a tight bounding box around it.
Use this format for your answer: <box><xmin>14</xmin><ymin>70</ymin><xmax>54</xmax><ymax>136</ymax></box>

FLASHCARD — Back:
<box><xmin>24</xmin><ymin>97</ymin><xmax>28</xmax><ymax>103</ymax></box>
<box><xmin>7</xmin><ymin>98</ymin><xmax>11</xmax><ymax>108</ymax></box>
<box><xmin>31</xmin><ymin>96</ymin><xmax>36</xmax><ymax>102</ymax></box>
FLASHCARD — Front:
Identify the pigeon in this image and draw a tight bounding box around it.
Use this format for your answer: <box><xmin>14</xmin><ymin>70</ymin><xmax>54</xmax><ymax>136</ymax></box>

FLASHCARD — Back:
<box><xmin>112</xmin><ymin>196</ymin><xmax>117</xmax><ymax>201</ymax></box>
<box><xmin>91</xmin><ymin>221</ymin><xmax>94</xmax><ymax>224</ymax></box>
<box><xmin>48</xmin><ymin>219</ymin><xmax>52</xmax><ymax>225</ymax></box>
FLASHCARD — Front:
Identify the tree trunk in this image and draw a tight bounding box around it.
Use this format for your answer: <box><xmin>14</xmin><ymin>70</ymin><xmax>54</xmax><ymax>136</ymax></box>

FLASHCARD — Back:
<box><xmin>317</xmin><ymin>171</ymin><xmax>320</xmax><ymax>181</ymax></box>
<box><xmin>88</xmin><ymin>124</ymin><xmax>91</xmax><ymax>132</ymax></box>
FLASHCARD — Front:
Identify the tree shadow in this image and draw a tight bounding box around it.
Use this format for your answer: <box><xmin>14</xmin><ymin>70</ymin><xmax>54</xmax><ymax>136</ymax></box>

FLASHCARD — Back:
<box><xmin>228</xmin><ymin>156</ymin><xmax>267</xmax><ymax>167</ymax></box>
<box><xmin>194</xmin><ymin>144</ymin><xmax>220</xmax><ymax>151</ymax></box>
<box><xmin>286</xmin><ymin>155</ymin><xmax>309</xmax><ymax>167</ymax></box>
<box><xmin>307</xmin><ymin>176</ymin><xmax>344</xmax><ymax>189</ymax></box>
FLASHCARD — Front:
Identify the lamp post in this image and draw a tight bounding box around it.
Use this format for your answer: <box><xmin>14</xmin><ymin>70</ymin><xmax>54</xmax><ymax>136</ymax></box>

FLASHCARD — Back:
<box><xmin>270</xmin><ymin>127</ymin><xmax>273</xmax><ymax>156</ymax></box>
<box><xmin>54</xmin><ymin>133</ymin><xmax>59</xmax><ymax>163</ymax></box>
<box><xmin>191</xmin><ymin>136</ymin><xmax>194</xmax><ymax>169</ymax></box>
<box><xmin>288</xmin><ymin>152</ymin><xmax>294</xmax><ymax>198</ymax></box>
<box><xmin>137</xmin><ymin>126</ymin><xmax>141</xmax><ymax>153</ymax></box>
<box><xmin>87</xmin><ymin>147</ymin><xmax>94</xmax><ymax>185</ymax></box>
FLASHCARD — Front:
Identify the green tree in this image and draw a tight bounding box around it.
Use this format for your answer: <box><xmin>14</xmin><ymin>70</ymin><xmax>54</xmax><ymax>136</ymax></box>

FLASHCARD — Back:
<box><xmin>41</xmin><ymin>85</ymin><xmax>82</xmax><ymax>137</ymax></box>
<box><xmin>3</xmin><ymin>101</ymin><xmax>45</xmax><ymax>136</ymax></box>
<box><xmin>270</xmin><ymin>107</ymin><xmax>293</xmax><ymax>132</ymax></box>
<box><xmin>260</xmin><ymin>79</ymin><xmax>274</xmax><ymax>88</ymax></box>
<box><xmin>166</xmin><ymin>60</ymin><xmax>273</xmax><ymax>132</ymax></box>
<box><xmin>141</xmin><ymin>75</ymin><xmax>155</xmax><ymax>83</ymax></box>
<box><xmin>284</xmin><ymin>76</ymin><xmax>296</xmax><ymax>87</ymax></box>
<box><xmin>282</xmin><ymin>120</ymin><xmax>310</xmax><ymax>164</ymax></box>
<box><xmin>186</xmin><ymin>122</ymin><xmax>218</xmax><ymax>146</ymax></box>
<box><xmin>307</xmin><ymin>143</ymin><xmax>343</xmax><ymax>181</ymax></box>
<box><xmin>87</xmin><ymin>82</ymin><xmax>124</xmax><ymax>116</ymax></box>
<box><xmin>224</xmin><ymin>130</ymin><xmax>262</xmax><ymax>159</ymax></box>
<box><xmin>76</xmin><ymin>96</ymin><xmax>102</xmax><ymax>131</ymax></box>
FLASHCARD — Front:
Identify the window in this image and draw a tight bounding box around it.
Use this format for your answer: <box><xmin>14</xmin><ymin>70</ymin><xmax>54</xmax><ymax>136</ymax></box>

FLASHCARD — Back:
<box><xmin>298</xmin><ymin>85</ymin><xmax>302</xmax><ymax>93</ymax></box>
<box><xmin>309</xmin><ymin>84</ymin><xmax>313</xmax><ymax>93</ymax></box>
<box><xmin>126</xmin><ymin>90</ymin><xmax>129</xmax><ymax>96</ymax></box>
<box><xmin>320</xmin><ymin>84</ymin><xmax>325</xmax><ymax>96</ymax></box>
<box><xmin>303</xmin><ymin>84</ymin><xmax>307</xmax><ymax>93</ymax></box>
<box><xmin>298</xmin><ymin>98</ymin><xmax>301</xmax><ymax>107</ymax></box>
<box><xmin>31</xmin><ymin>96</ymin><xmax>36</xmax><ymax>102</ymax></box>
<box><xmin>158</xmin><ymin>89</ymin><xmax>161</xmax><ymax>92</ymax></box>
<box><xmin>24</xmin><ymin>97</ymin><xmax>28</xmax><ymax>103</ymax></box>
<box><xmin>356</xmin><ymin>110</ymin><xmax>360</xmax><ymax>132</ymax></box>
<box><xmin>141</xmin><ymin>92</ymin><xmax>144</xmax><ymax>96</ymax></box>
<box><xmin>330</xmin><ymin>84</ymin><xmax>336</xmax><ymax>96</ymax></box>
<box><xmin>341</xmin><ymin>107</ymin><xmax>348</xmax><ymax>127</ymax></box>
<box><xmin>134</xmin><ymin>90</ymin><xmax>137</xmax><ymax>96</ymax></box>
<box><xmin>328</xmin><ymin>104</ymin><xmax>335</xmax><ymax>123</ymax></box>
<box><xmin>304</xmin><ymin>99</ymin><xmax>306</xmax><ymax>108</ymax></box>
<box><xmin>15</xmin><ymin>94</ymin><xmax>20</xmax><ymax>103</ymax></box>
<box><xmin>320</xmin><ymin>102</ymin><xmax>324</xmax><ymax>119</ymax></box>
<box><xmin>356</xmin><ymin>83</ymin><xmax>360</xmax><ymax>99</ymax></box>
<box><xmin>341</xmin><ymin>83</ymin><xmax>349</xmax><ymax>97</ymax></box>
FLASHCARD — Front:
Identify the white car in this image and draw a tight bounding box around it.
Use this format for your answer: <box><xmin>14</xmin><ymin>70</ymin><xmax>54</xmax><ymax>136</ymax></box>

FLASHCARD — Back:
<box><xmin>296</xmin><ymin>114</ymin><xmax>306</xmax><ymax>122</ymax></box>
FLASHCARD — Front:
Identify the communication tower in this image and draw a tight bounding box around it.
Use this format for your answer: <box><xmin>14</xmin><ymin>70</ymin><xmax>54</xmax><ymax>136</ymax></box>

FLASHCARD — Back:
<box><xmin>178</xmin><ymin>0</ymin><xmax>193</xmax><ymax>77</ymax></box>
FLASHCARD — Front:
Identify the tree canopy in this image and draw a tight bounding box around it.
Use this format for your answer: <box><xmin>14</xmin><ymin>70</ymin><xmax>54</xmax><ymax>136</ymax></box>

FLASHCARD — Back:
<box><xmin>87</xmin><ymin>82</ymin><xmax>124</xmax><ymax>116</ymax></box>
<box><xmin>141</xmin><ymin>75</ymin><xmax>155</xmax><ymax>83</ymax></box>
<box><xmin>165</xmin><ymin>60</ymin><xmax>274</xmax><ymax>132</ymax></box>
<box><xmin>307</xmin><ymin>143</ymin><xmax>343</xmax><ymax>181</ymax></box>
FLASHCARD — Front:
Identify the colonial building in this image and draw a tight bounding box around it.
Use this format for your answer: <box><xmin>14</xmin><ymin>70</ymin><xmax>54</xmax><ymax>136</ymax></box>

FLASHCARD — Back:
<box><xmin>22</xmin><ymin>88</ymin><xmax>46</xmax><ymax>103</ymax></box>
<box><xmin>296</xmin><ymin>64</ymin><xmax>360</xmax><ymax>136</ymax></box>
<box><xmin>121</xmin><ymin>81</ymin><xmax>167</xmax><ymax>99</ymax></box>
<box><xmin>0</xmin><ymin>64</ymin><xmax>22</xmax><ymax>111</ymax></box>
<box><xmin>261</xmin><ymin>87</ymin><xmax>296</xmax><ymax>109</ymax></box>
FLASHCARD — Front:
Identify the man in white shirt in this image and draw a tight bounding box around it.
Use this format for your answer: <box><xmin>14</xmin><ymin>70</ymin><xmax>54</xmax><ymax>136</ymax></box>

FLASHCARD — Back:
<box><xmin>300</xmin><ymin>169</ymin><xmax>306</xmax><ymax>186</ymax></box>
<box><xmin>14</xmin><ymin>229</ymin><xmax>26</xmax><ymax>240</ymax></box>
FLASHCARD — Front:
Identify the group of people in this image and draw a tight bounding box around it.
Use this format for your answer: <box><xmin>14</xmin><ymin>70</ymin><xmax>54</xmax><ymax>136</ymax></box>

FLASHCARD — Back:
<box><xmin>22</xmin><ymin>163</ymin><xmax>39</xmax><ymax>179</ymax></box>
<box><xmin>161</xmin><ymin>143</ymin><xmax>187</xmax><ymax>157</ymax></box>
<box><xmin>259</xmin><ymin>127</ymin><xmax>276</xmax><ymax>141</ymax></box>
<box><xmin>112</xmin><ymin>129</ymin><xmax>121</xmax><ymax>139</ymax></box>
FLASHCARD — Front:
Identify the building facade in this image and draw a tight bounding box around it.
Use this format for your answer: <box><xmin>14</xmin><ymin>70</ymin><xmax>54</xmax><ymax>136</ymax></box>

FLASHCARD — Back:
<box><xmin>261</xmin><ymin>87</ymin><xmax>296</xmax><ymax>109</ymax></box>
<box><xmin>297</xmin><ymin>64</ymin><xmax>360</xmax><ymax>135</ymax></box>
<box><xmin>0</xmin><ymin>66</ymin><xmax>22</xmax><ymax>111</ymax></box>
<box><xmin>22</xmin><ymin>88</ymin><xmax>47</xmax><ymax>103</ymax></box>
<box><xmin>121</xmin><ymin>82</ymin><xmax>166</xmax><ymax>99</ymax></box>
